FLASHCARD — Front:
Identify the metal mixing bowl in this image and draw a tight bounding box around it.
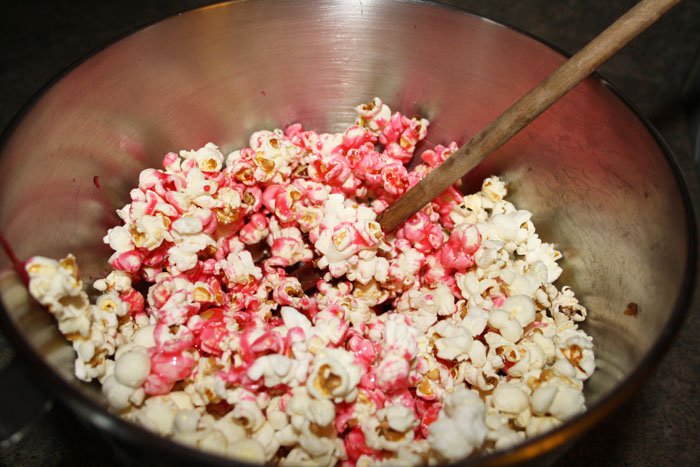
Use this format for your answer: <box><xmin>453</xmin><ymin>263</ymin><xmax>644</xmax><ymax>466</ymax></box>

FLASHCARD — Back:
<box><xmin>0</xmin><ymin>0</ymin><xmax>695</xmax><ymax>465</ymax></box>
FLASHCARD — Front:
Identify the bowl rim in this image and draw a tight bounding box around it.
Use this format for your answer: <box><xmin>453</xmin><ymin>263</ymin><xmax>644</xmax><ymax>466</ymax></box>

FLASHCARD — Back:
<box><xmin>0</xmin><ymin>0</ymin><xmax>696</xmax><ymax>465</ymax></box>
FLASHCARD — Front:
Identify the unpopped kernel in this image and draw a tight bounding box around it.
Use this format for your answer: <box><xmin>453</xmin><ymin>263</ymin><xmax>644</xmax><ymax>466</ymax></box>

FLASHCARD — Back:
<box><xmin>26</xmin><ymin>98</ymin><xmax>594</xmax><ymax>466</ymax></box>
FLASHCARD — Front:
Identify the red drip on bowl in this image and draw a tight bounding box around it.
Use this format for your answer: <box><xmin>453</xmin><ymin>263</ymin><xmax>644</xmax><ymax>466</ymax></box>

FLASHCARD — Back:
<box><xmin>0</xmin><ymin>229</ymin><xmax>29</xmax><ymax>286</ymax></box>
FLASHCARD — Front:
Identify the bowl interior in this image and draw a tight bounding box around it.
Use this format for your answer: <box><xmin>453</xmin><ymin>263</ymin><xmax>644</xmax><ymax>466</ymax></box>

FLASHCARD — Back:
<box><xmin>0</xmin><ymin>0</ymin><xmax>693</xmax><ymax>464</ymax></box>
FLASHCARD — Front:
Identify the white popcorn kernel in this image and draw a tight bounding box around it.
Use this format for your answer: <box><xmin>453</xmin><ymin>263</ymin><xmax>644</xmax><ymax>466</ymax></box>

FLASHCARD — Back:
<box><xmin>414</xmin><ymin>283</ymin><xmax>456</xmax><ymax>317</ymax></box>
<box><xmin>492</xmin><ymin>383</ymin><xmax>529</xmax><ymax>415</ymax></box>
<box><xmin>25</xmin><ymin>255</ymin><xmax>91</xmax><ymax>338</ymax></box>
<box><xmin>105</xmin><ymin>226</ymin><xmax>133</xmax><ymax>253</ymax></box>
<box><xmin>306</xmin><ymin>348</ymin><xmax>361</xmax><ymax>403</ymax></box>
<box><xmin>455</xmin><ymin>271</ymin><xmax>480</xmax><ymax>298</ymax></box>
<box><xmin>558</xmin><ymin>333</ymin><xmax>596</xmax><ymax>380</ymax></box>
<box><xmin>280</xmin><ymin>306</ymin><xmax>312</xmax><ymax>334</ymax></box>
<box><xmin>530</xmin><ymin>384</ymin><xmax>585</xmax><ymax>420</ymax></box>
<box><xmin>498</xmin><ymin>343</ymin><xmax>530</xmax><ymax>379</ymax></box>
<box><xmin>514</xmin><ymin>407</ymin><xmax>532</xmax><ymax>429</ymax></box>
<box><xmin>428</xmin><ymin>386</ymin><xmax>488</xmax><ymax>461</ymax></box>
<box><xmin>247</xmin><ymin>354</ymin><xmax>299</xmax><ymax>387</ymax></box>
<box><xmin>172</xmin><ymin>216</ymin><xmax>203</xmax><ymax>235</ymax></box>
<box><xmin>266</xmin><ymin>397</ymin><xmax>289</xmax><ymax>431</ymax></box>
<box><xmin>129</xmin><ymin>388</ymin><xmax>146</xmax><ymax>407</ymax></box>
<box><xmin>93</xmin><ymin>270</ymin><xmax>132</xmax><ymax>293</ymax></box>
<box><xmin>525</xmin><ymin>416</ymin><xmax>561</xmax><ymax>438</ymax></box>
<box><xmin>427</xmin><ymin>386</ymin><xmax>487</xmax><ymax>461</ymax></box>
<box><xmin>490</xmin><ymin>210</ymin><xmax>532</xmax><ymax>244</ymax></box>
<box><xmin>133</xmin><ymin>396</ymin><xmax>179</xmax><ymax>436</ymax></box>
<box><xmin>363</xmin><ymin>404</ymin><xmax>417</xmax><ymax>452</ymax></box>
<box><xmin>173</xmin><ymin>410</ymin><xmax>201</xmax><ymax>434</ymax></box>
<box><xmin>102</xmin><ymin>375</ymin><xmax>134</xmax><ymax>411</ymax></box>
<box><xmin>167</xmin><ymin>391</ymin><xmax>195</xmax><ymax>411</ymax></box>
<box><xmin>228</xmin><ymin>438</ymin><xmax>266</xmax><ymax>464</ymax></box>
<box><xmin>551</xmin><ymin>358</ymin><xmax>577</xmax><ymax>379</ymax></box>
<box><xmin>494</xmin><ymin>430</ymin><xmax>525</xmax><ymax>451</ymax></box>
<box><xmin>532</xmin><ymin>331</ymin><xmax>556</xmax><ymax>364</ymax></box>
<box><xmin>434</xmin><ymin>325</ymin><xmax>473</xmax><ymax>361</ymax></box>
<box><xmin>132</xmin><ymin>214</ymin><xmax>169</xmax><ymax>250</ymax></box>
<box><xmin>501</xmin><ymin>295</ymin><xmax>536</xmax><ymax>327</ymax></box>
<box><xmin>460</xmin><ymin>303</ymin><xmax>489</xmax><ymax>337</ymax></box>
<box><xmin>521</xmin><ymin>340</ymin><xmax>546</xmax><ymax>373</ymax></box>
<box><xmin>76</xmin><ymin>340</ymin><xmax>96</xmax><ymax>363</ymax></box>
<box><xmin>530</xmin><ymin>385</ymin><xmax>558</xmax><ymax>416</ymax></box>
<box><xmin>216</xmin><ymin>250</ymin><xmax>263</xmax><ymax>286</ymax></box>
<box><xmin>283</xmin><ymin>387</ymin><xmax>341</xmax><ymax>464</ymax></box>
<box><xmin>251</xmin><ymin>421</ymin><xmax>279</xmax><ymax>461</ymax></box>
<box><xmin>488</xmin><ymin>309</ymin><xmax>523</xmax><ymax>343</ymax></box>
<box><xmin>198</xmin><ymin>428</ymin><xmax>228</xmax><ymax>456</ymax></box>
<box><xmin>180</xmin><ymin>142</ymin><xmax>225</xmax><ymax>173</ymax></box>
<box><xmin>468</xmin><ymin>340</ymin><xmax>487</xmax><ymax>368</ymax></box>
<box><xmin>384</xmin><ymin>405</ymin><xmax>415</xmax><ymax>434</ymax></box>
<box><xmin>228</xmin><ymin>397</ymin><xmax>265</xmax><ymax>433</ymax></box>
<box><xmin>482</xmin><ymin>176</ymin><xmax>507</xmax><ymax>202</ymax></box>
<box><xmin>115</xmin><ymin>346</ymin><xmax>150</xmax><ymax>388</ymax></box>
<box><xmin>133</xmin><ymin>324</ymin><xmax>156</xmax><ymax>348</ymax></box>
<box><xmin>213</xmin><ymin>414</ymin><xmax>247</xmax><ymax>445</ymax></box>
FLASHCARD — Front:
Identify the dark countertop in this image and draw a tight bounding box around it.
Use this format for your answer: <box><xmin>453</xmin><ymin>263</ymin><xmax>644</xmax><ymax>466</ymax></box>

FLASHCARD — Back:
<box><xmin>1</xmin><ymin>1</ymin><xmax>698</xmax><ymax>465</ymax></box>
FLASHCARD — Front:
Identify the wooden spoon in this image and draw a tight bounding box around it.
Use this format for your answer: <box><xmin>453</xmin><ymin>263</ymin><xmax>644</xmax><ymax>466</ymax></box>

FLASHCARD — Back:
<box><xmin>293</xmin><ymin>0</ymin><xmax>680</xmax><ymax>290</ymax></box>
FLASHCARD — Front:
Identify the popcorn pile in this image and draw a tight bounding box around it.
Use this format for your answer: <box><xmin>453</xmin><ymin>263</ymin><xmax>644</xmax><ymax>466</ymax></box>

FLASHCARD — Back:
<box><xmin>26</xmin><ymin>98</ymin><xmax>594</xmax><ymax>466</ymax></box>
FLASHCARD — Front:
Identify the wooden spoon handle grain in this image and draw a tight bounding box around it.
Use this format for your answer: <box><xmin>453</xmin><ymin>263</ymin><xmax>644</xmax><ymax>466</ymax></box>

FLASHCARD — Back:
<box><xmin>376</xmin><ymin>0</ymin><xmax>681</xmax><ymax>233</ymax></box>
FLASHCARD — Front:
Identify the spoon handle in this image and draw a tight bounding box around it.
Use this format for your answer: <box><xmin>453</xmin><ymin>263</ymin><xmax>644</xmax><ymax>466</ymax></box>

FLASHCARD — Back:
<box><xmin>376</xmin><ymin>0</ymin><xmax>680</xmax><ymax>233</ymax></box>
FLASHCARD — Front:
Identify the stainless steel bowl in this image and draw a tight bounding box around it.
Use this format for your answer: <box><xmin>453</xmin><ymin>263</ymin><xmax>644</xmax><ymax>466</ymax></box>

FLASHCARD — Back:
<box><xmin>0</xmin><ymin>0</ymin><xmax>695</xmax><ymax>465</ymax></box>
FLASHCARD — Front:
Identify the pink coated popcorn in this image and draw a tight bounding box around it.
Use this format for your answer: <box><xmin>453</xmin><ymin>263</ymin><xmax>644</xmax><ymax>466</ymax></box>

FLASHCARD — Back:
<box><xmin>395</xmin><ymin>210</ymin><xmax>444</xmax><ymax>254</ymax></box>
<box><xmin>26</xmin><ymin>98</ymin><xmax>595</xmax><ymax>466</ymax></box>
<box><xmin>439</xmin><ymin>223</ymin><xmax>481</xmax><ymax>271</ymax></box>
<box><xmin>110</xmin><ymin>250</ymin><xmax>144</xmax><ymax>274</ymax></box>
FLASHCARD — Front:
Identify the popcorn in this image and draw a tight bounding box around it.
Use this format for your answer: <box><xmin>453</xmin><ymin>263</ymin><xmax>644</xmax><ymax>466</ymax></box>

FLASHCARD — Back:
<box><xmin>115</xmin><ymin>345</ymin><xmax>151</xmax><ymax>388</ymax></box>
<box><xmin>427</xmin><ymin>386</ymin><xmax>487</xmax><ymax>462</ymax></box>
<box><xmin>433</xmin><ymin>321</ymin><xmax>473</xmax><ymax>361</ymax></box>
<box><xmin>131</xmin><ymin>394</ymin><xmax>189</xmax><ymax>436</ymax></box>
<box><xmin>488</xmin><ymin>308</ymin><xmax>524</xmax><ymax>343</ymax></box>
<box><xmin>307</xmin><ymin>348</ymin><xmax>361</xmax><ymax>403</ymax></box>
<box><xmin>27</xmin><ymin>98</ymin><xmax>595</xmax><ymax>466</ymax></box>
<box><xmin>247</xmin><ymin>354</ymin><xmax>300</xmax><ymax>387</ymax></box>
<box><xmin>25</xmin><ymin>255</ymin><xmax>91</xmax><ymax>338</ymax></box>
<box><xmin>103</xmin><ymin>373</ymin><xmax>140</xmax><ymax>411</ymax></box>
<box><xmin>180</xmin><ymin>142</ymin><xmax>225</xmax><ymax>173</ymax></box>
<box><xmin>491</xmin><ymin>382</ymin><xmax>530</xmax><ymax>416</ymax></box>
<box><xmin>355</xmin><ymin>97</ymin><xmax>392</xmax><ymax>134</ymax></box>
<box><xmin>362</xmin><ymin>404</ymin><xmax>417</xmax><ymax>452</ymax></box>
<box><xmin>228</xmin><ymin>438</ymin><xmax>267</xmax><ymax>464</ymax></box>
<box><xmin>282</xmin><ymin>387</ymin><xmax>344</xmax><ymax>465</ymax></box>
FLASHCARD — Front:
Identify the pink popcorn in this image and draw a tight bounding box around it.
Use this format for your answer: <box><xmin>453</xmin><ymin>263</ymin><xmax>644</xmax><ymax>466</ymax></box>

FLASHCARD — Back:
<box><xmin>239</xmin><ymin>213</ymin><xmax>269</xmax><ymax>245</ymax></box>
<box><xmin>395</xmin><ymin>210</ymin><xmax>444</xmax><ymax>254</ymax></box>
<box><xmin>110</xmin><ymin>250</ymin><xmax>144</xmax><ymax>274</ymax></box>
<box><xmin>342</xmin><ymin>125</ymin><xmax>375</xmax><ymax>151</ymax></box>
<box><xmin>225</xmin><ymin>150</ymin><xmax>257</xmax><ymax>186</ymax></box>
<box><xmin>439</xmin><ymin>223</ymin><xmax>481</xmax><ymax>272</ymax></box>
<box><xmin>194</xmin><ymin>307</ymin><xmax>228</xmax><ymax>356</ymax></box>
<box><xmin>420</xmin><ymin>142</ymin><xmax>458</xmax><ymax>168</ymax></box>
<box><xmin>121</xmin><ymin>288</ymin><xmax>145</xmax><ymax>314</ymax></box>
<box><xmin>144</xmin><ymin>348</ymin><xmax>196</xmax><ymax>396</ymax></box>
